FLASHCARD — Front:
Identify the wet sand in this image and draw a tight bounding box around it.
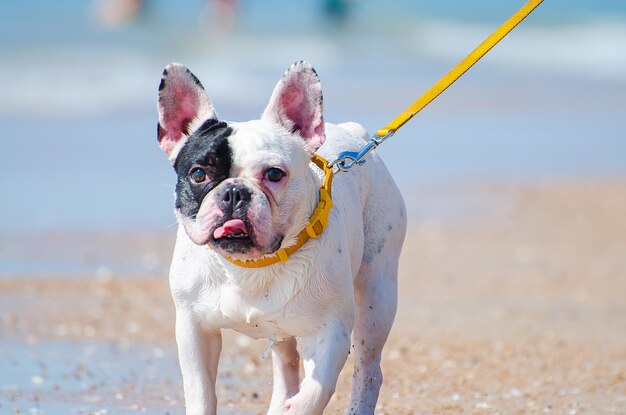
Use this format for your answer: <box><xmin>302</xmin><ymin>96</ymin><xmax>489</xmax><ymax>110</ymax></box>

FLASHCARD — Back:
<box><xmin>1</xmin><ymin>181</ymin><xmax>625</xmax><ymax>414</ymax></box>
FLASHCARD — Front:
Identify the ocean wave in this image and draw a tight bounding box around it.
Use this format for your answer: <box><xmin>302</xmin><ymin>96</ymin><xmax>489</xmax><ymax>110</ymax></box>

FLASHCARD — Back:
<box><xmin>409</xmin><ymin>17</ymin><xmax>626</xmax><ymax>83</ymax></box>
<box><xmin>1</xmin><ymin>17</ymin><xmax>624</xmax><ymax>116</ymax></box>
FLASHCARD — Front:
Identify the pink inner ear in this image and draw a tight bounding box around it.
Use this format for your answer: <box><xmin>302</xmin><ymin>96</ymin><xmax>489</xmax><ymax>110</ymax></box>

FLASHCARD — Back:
<box><xmin>157</xmin><ymin>64</ymin><xmax>215</xmax><ymax>157</ymax></box>
<box><xmin>281</xmin><ymin>83</ymin><xmax>307</xmax><ymax>134</ymax></box>
<box><xmin>159</xmin><ymin>88</ymin><xmax>200</xmax><ymax>147</ymax></box>
<box><xmin>280</xmin><ymin>78</ymin><xmax>320</xmax><ymax>140</ymax></box>
<box><xmin>263</xmin><ymin>62</ymin><xmax>325</xmax><ymax>153</ymax></box>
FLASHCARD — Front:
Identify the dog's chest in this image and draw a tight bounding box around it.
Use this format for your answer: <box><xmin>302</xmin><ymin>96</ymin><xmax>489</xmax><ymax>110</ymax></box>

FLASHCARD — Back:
<box><xmin>191</xmin><ymin>277</ymin><xmax>323</xmax><ymax>340</ymax></box>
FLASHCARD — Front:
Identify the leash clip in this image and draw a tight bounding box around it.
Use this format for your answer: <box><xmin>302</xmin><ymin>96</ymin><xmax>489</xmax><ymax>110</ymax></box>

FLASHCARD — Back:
<box><xmin>262</xmin><ymin>339</ymin><xmax>276</xmax><ymax>359</ymax></box>
<box><xmin>328</xmin><ymin>131</ymin><xmax>394</xmax><ymax>173</ymax></box>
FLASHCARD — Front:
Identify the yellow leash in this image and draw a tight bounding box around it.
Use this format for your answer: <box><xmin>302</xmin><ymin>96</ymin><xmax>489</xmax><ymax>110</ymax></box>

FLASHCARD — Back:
<box><xmin>376</xmin><ymin>0</ymin><xmax>544</xmax><ymax>137</ymax></box>
<box><xmin>330</xmin><ymin>0</ymin><xmax>544</xmax><ymax>172</ymax></box>
<box><xmin>226</xmin><ymin>0</ymin><xmax>543</xmax><ymax>268</ymax></box>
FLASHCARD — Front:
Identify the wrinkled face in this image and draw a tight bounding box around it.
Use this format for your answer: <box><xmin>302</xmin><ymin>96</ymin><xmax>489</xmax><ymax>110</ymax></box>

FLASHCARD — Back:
<box><xmin>157</xmin><ymin>62</ymin><xmax>325</xmax><ymax>260</ymax></box>
<box><xmin>172</xmin><ymin>119</ymin><xmax>313</xmax><ymax>259</ymax></box>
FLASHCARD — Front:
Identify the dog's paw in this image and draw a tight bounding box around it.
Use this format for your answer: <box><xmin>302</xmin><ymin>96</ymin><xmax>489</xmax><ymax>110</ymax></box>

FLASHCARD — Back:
<box><xmin>266</xmin><ymin>402</ymin><xmax>287</xmax><ymax>415</ymax></box>
<box><xmin>283</xmin><ymin>398</ymin><xmax>314</xmax><ymax>415</ymax></box>
<box><xmin>282</xmin><ymin>380</ymin><xmax>330</xmax><ymax>415</ymax></box>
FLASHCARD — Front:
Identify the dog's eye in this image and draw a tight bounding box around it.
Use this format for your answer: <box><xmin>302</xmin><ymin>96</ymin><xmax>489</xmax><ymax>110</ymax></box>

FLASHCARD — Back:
<box><xmin>190</xmin><ymin>168</ymin><xmax>207</xmax><ymax>183</ymax></box>
<box><xmin>265</xmin><ymin>167</ymin><xmax>285</xmax><ymax>182</ymax></box>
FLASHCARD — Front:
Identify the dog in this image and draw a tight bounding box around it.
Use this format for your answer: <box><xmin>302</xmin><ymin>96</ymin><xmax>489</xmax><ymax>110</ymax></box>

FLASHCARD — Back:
<box><xmin>156</xmin><ymin>61</ymin><xmax>406</xmax><ymax>415</ymax></box>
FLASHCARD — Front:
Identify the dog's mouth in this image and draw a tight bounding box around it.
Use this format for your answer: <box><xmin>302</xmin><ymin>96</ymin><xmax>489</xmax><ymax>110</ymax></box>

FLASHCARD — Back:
<box><xmin>213</xmin><ymin>219</ymin><xmax>250</xmax><ymax>241</ymax></box>
<box><xmin>211</xmin><ymin>218</ymin><xmax>254</xmax><ymax>254</ymax></box>
<box><xmin>210</xmin><ymin>218</ymin><xmax>284</xmax><ymax>257</ymax></box>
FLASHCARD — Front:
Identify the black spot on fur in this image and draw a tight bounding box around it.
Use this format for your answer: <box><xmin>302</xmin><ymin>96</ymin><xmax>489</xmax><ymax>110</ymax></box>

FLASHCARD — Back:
<box><xmin>186</xmin><ymin>68</ymin><xmax>204</xmax><ymax>89</ymax></box>
<box><xmin>158</xmin><ymin>78</ymin><xmax>166</xmax><ymax>91</ymax></box>
<box><xmin>387</xmin><ymin>223</ymin><xmax>392</xmax><ymax>231</ymax></box>
<box><xmin>180</xmin><ymin>118</ymin><xmax>193</xmax><ymax>136</ymax></box>
<box><xmin>157</xmin><ymin>122</ymin><xmax>166</xmax><ymax>143</ymax></box>
<box><xmin>363</xmin><ymin>234</ymin><xmax>386</xmax><ymax>263</ymax></box>
<box><xmin>162</xmin><ymin>67</ymin><xmax>169</xmax><ymax>76</ymax></box>
<box><xmin>173</xmin><ymin>118</ymin><xmax>232</xmax><ymax>219</ymax></box>
<box><xmin>375</xmin><ymin>239</ymin><xmax>385</xmax><ymax>254</ymax></box>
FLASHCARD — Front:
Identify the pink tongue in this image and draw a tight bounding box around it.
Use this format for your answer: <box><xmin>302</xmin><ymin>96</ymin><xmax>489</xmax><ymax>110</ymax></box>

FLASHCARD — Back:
<box><xmin>213</xmin><ymin>219</ymin><xmax>248</xmax><ymax>239</ymax></box>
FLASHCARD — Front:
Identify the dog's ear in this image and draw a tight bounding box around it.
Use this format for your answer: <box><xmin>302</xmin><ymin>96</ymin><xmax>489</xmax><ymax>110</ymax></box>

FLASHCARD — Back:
<box><xmin>157</xmin><ymin>63</ymin><xmax>216</xmax><ymax>160</ymax></box>
<box><xmin>262</xmin><ymin>61</ymin><xmax>325</xmax><ymax>154</ymax></box>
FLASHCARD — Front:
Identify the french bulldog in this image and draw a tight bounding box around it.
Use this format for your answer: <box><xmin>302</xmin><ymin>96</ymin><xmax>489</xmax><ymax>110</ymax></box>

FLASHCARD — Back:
<box><xmin>157</xmin><ymin>61</ymin><xmax>406</xmax><ymax>415</ymax></box>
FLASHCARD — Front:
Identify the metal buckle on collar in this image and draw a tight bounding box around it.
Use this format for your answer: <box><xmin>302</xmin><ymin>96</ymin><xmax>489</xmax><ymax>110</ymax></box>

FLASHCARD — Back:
<box><xmin>328</xmin><ymin>131</ymin><xmax>394</xmax><ymax>173</ymax></box>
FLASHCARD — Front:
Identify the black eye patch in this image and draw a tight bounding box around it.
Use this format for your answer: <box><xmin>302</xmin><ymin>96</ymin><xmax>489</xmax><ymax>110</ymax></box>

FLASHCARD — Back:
<box><xmin>173</xmin><ymin>118</ymin><xmax>233</xmax><ymax>218</ymax></box>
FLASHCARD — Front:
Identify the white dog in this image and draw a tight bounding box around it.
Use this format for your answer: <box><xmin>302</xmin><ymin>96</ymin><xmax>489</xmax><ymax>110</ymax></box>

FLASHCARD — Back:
<box><xmin>157</xmin><ymin>61</ymin><xmax>406</xmax><ymax>415</ymax></box>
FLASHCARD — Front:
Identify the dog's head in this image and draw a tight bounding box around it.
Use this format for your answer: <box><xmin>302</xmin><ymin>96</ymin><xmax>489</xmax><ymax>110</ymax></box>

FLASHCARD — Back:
<box><xmin>157</xmin><ymin>61</ymin><xmax>325</xmax><ymax>260</ymax></box>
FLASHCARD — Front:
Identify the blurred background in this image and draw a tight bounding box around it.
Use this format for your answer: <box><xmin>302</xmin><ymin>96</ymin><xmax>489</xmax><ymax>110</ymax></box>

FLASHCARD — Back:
<box><xmin>1</xmin><ymin>0</ymin><xmax>626</xmax><ymax>276</ymax></box>
<box><xmin>1</xmin><ymin>1</ymin><xmax>625</xmax><ymax>414</ymax></box>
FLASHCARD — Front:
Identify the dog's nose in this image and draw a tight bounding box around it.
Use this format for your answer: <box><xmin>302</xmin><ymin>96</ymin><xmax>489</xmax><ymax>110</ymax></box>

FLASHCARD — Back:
<box><xmin>221</xmin><ymin>185</ymin><xmax>251</xmax><ymax>213</ymax></box>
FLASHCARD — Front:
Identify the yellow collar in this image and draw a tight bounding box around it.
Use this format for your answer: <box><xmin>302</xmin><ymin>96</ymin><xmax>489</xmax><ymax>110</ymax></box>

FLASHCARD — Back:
<box><xmin>224</xmin><ymin>154</ymin><xmax>334</xmax><ymax>268</ymax></box>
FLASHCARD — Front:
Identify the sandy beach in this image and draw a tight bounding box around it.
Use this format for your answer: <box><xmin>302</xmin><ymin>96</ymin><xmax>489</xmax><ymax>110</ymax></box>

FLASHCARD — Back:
<box><xmin>2</xmin><ymin>0</ymin><xmax>626</xmax><ymax>413</ymax></box>
<box><xmin>2</xmin><ymin>180</ymin><xmax>625</xmax><ymax>414</ymax></box>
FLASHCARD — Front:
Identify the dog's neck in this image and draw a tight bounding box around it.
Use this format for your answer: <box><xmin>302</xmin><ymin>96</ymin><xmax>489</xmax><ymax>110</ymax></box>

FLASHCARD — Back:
<box><xmin>284</xmin><ymin>161</ymin><xmax>324</xmax><ymax>245</ymax></box>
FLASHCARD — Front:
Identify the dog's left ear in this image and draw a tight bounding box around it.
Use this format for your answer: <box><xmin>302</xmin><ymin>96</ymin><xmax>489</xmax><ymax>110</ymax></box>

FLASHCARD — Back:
<box><xmin>262</xmin><ymin>61</ymin><xmax>325</xmax><ymax>154</ymax></box>
<box><xmin>157</xmin><ymin>63</ymin><xmax>216</xmax><ymax>161</ymax></box>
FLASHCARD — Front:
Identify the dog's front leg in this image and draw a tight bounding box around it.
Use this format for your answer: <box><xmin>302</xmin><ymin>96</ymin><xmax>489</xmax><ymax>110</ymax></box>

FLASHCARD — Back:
<box><xmin>176</xmin><ymin>313</ymin><xmax>222</xmax><ymax>415</ymax></box>
<box><xmin>267</xmin><ymin>337</ymin><xmax>300</xmax><ymax>415</ymax></box>
<box><xmin>284</xmin><ymin>320</ymin><xmax>352</xmax><ymax>415</ymax></box>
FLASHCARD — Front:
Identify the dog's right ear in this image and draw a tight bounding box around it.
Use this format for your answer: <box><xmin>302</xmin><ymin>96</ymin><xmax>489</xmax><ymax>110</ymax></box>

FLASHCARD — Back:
<box><xmin>157</xmin><ymin>63</ymin><xmax>216</xmax><ymax>160</ymax></box>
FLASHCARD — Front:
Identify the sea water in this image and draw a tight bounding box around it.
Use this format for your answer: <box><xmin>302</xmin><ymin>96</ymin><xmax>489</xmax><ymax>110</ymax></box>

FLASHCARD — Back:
<box><xmin>0</xmin><ymin>3</ymin><xmax>625</xmax><ymax>412</ymax></box>
<box><xmin>0</xmin><ymin>0</ymin><xmax>625</xmax><ymax>271</ymax></box>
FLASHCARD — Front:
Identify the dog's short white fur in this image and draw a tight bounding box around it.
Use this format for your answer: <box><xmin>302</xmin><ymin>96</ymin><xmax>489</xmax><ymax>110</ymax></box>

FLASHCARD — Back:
<box><xmin>157</xmin><ymin>61</ymin><xmax>406</xmax><ymax>415</ymax></box>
